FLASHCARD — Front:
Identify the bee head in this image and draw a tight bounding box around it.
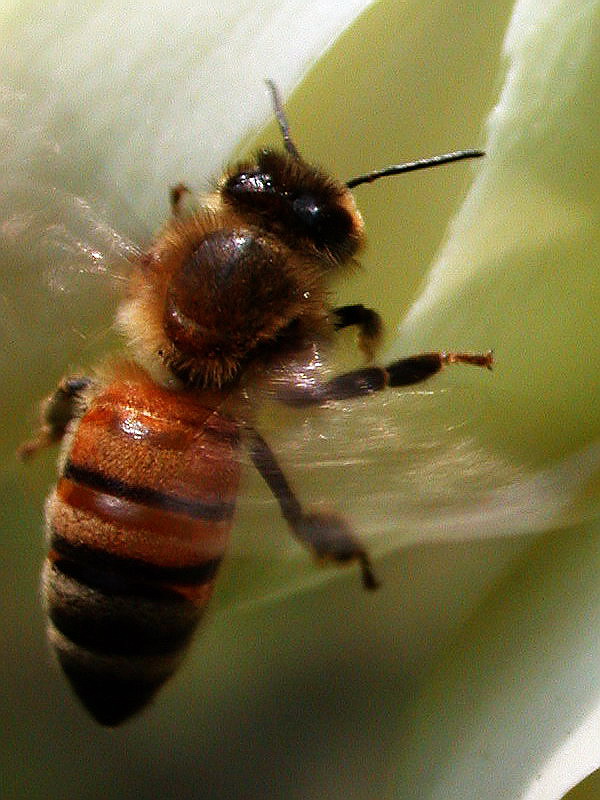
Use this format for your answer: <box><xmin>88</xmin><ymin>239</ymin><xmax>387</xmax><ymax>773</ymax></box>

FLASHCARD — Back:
<box><xmin>221</xmin><ymin>148</ymin><xmax>364</xmax><ymax>265</ymax></box>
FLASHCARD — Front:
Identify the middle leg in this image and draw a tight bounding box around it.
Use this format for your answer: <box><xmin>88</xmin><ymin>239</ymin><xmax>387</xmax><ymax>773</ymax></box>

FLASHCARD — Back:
<box><xmin>278</xmin><ymin>350</ymin><xmax>493</xmax><ymax>406</ymax></box>
<box><xmin>332</xmin><ymin>304</ymin><xmax>383</xmax><ymax>361</ymax></box>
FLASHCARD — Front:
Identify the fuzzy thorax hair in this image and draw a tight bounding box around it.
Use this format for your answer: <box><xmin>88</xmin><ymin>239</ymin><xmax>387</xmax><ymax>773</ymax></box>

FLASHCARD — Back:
<box><xmin>117</xmin><ymin>207</ymin><xmax>332</xmax><ymax>389</ymax></box>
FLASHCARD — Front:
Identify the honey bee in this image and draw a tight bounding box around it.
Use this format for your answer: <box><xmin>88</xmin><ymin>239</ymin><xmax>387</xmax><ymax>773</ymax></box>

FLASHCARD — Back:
<box><xmin>19</xmin><ymin>81</ymin><xmax>491</xmax><ymax>726</ymax></box>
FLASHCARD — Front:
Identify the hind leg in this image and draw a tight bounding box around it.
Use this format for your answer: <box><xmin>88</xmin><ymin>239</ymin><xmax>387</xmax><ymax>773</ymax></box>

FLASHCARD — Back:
<box><xmin>244</xmin><ymin>425</ymin><xmax>378</xmax><ymax>591</ymax></box>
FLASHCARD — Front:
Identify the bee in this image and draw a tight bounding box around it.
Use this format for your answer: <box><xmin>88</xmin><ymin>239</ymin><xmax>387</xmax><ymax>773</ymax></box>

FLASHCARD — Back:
<box><xmin>19</xmin><ymin>81</ymin><xmax>492</xmax><ymax>726</ymax></box>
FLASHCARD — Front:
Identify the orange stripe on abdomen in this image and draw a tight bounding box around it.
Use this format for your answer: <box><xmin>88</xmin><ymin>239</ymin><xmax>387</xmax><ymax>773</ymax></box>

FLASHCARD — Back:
<box><xmin>68</xmin><ymin>377</ymin><xmax>241</xmax><ymax>506</ymax></box>
<box><xmin>49</xmin><ymin>375</ymin><xmax>241</xmax><ymax>569</ymax></box>
<box><xmin>54</xmin><ymin>478</ymin><xmax>231</xmax><ymax>560</ymax></box>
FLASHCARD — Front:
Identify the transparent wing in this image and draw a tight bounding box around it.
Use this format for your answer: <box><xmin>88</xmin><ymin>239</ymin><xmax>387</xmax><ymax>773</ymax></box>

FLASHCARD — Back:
<box><xmin>2</xmin><ymin>179</ymin><xmax>143</xmax><ymax>295</ymax></box>
<box><xmin>1</xmin><ymin>85</ymin><xmax>146</xmax><ymax>337</ymax></box>
<box><xmin>217</xmin><ymin>340</ymin><xmax>522</xmax><ymax>605</ymax></box>
<box><xmin>1</xmin><ymin>179</ymin><xmax>149</xmax><ymax>418</ymax></box>
<box><xmin>221</xmin><ymin>315</ymin><xmax>597</xmax><ymax>608</ymax></box>
<box><xmin>2</xmin><ymin>87</ymin><xmax>149</xmax><ymax>459</ymax></box>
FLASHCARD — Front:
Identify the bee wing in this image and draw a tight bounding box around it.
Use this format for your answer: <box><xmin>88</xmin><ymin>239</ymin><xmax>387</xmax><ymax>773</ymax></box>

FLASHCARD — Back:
<box><xmin>1</xmin><ymin>86</ymin><xmax>149</xmax><ymax>351</ymax></box>
<box><xmin>233</xmin><ymin>344</ymin><xmax>524</xmax><ymax>600</ymax></box>
<box><xmin>1</xmin><ymin>178</ymin><xmax>151</xmax><ymax>382</ymax></box>
<box><xmin>2</xmin><ymin>178</ymin><xmax>144</xmax><ymax>295</ymax></box>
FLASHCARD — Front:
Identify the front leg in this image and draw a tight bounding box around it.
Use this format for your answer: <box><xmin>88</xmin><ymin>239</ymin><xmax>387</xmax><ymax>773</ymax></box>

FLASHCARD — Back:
<box><xmin>244</xmin><ymin>426</ymin><xmax>378</xmax><ymax>590</ymax></box>
<box><xmin>169</xmin><ymin>183</ymin><xmax>193</xmax><ymax>216</ymax></box>
<box><xmin>17</xmin><ymin>376</ymin><xmax>92</xmax><ymax>460</ymax></box>
<box><xmin>278</xmin><ymin>350</ymin><xmax>493</xmax><ymax>406</ymax></box>
<box><xmin>332</xmin><ymin>304</ymin><xmax>383</xmax><ymax>361</ymax></box>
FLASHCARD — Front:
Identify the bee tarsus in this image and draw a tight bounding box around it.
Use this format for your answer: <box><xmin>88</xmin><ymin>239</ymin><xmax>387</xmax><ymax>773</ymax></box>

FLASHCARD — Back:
<box><xmin>169</xmin><ymin>182</ymin><xmax>192</xmax><ymax>216</ymax></box>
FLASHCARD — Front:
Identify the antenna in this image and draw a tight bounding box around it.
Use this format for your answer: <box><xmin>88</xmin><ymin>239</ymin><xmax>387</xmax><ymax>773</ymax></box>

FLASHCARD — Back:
<box><xmin>346</xmin><ymin>149</ymin><xmax>484</xmax><ymax>189</ymax></box>
<box><xmin>265</xmin><ymin>80</ymin><xmax>301</xmax><ymax>160</ymax></box>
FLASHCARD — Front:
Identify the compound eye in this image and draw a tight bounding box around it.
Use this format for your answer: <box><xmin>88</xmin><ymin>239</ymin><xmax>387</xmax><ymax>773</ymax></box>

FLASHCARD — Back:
<box><xmin>293</xmin><ymin>192</ymin><xmax>354</xmax><ymax>253</ymax></box>
<box><xmin>227</xmin><ymin>170</ymin><xmax>273</xmax><ymax>195</ymax></box>
<box><xmin>292</xmin><ymin>193</ymin><xmax>321</xmax><ymax>228</ymax></box>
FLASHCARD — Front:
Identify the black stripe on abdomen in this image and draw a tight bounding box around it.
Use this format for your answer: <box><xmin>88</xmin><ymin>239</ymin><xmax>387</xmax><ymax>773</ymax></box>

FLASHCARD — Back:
<box><xmin>50</xmin><ymin>531</ymin><xmax>221</xmax><ymax>588</ymax></box>
<box><xmin>44</xmin><ymin>558</ymin><xmax>203</xmax><ymax>657</ymax></box>
<box><xmin>63</xmin><ymin>460</ymin><xmax>235</xmax><ymax>521</ymax></box>
<box><xmin>44</xmin><ymin>547</ymin><xmax>211</xmax><ymax>725</ymax></box>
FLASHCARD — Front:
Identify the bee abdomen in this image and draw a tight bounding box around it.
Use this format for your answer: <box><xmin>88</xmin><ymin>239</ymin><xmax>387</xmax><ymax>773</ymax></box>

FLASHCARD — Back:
<box><xmin>43</xmin><ymin>552</ymin><xmax>206</xmax><ymax>726</ymax></box>
<box><xmin>44</xmin><ymin>371</ymin><xmax>241</xmax><ymax>725</ymax></box>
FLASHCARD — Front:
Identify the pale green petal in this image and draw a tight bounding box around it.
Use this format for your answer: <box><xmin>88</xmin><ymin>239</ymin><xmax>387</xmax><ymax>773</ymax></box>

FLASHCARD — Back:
<box><xmin>394</xmin><ymin>0</ymin><xmax>600</xmax><ymax>524</ymax></box>
<box><xmin>390</xmin><ymin>519</ymin><xmax>600</xmax><ymax>800</ymax></box>
<box><xmin>390</xmin><ymin>0</ymin><xmax>600</xmax><ymax>795</ymax></box>
<box><xmin>2</xmin><ymin>0</ymin><xmax>524</xmax><ymax>605</ymax></box>
<box><xmin>1</xmin><ymin>0</ymin><xmax>375</xmax><ymax>222</ymax></box>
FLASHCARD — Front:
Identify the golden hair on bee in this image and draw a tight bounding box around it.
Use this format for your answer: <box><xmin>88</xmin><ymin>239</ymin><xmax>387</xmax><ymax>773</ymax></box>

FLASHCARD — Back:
<box><xmin>118</xmin><ymin>202</ymin><xmax>333</xmax><ymax>388</ymax></box>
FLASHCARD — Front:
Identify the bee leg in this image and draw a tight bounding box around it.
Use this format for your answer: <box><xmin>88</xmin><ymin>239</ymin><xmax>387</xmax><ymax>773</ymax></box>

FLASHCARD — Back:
<box><xmin>332</xmin><ymin>304</ymin><xmax>383</xmax><ymax>361</ymax></box>
<box><xmin>278</xmin><ymin>350</ymin><xmax>493</xmax><ymax>406</ymax></box>
<box><xmin>17</xmin><ymin>376</ymin><xmax>92</xmax><ymax>461</ymax></box>
<box><xmin>244</xmin><ymin>426</ymin><xmax>379</xmax><ymax>591</ymax></box>
<box><xmin>169</xmin><ymin>183</ymin><xmax>192</xmax><ymax>216</ymax></box>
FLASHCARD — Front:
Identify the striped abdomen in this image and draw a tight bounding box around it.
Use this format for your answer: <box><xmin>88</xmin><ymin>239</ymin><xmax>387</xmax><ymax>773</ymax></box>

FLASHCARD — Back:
<box><xmin>44</xmin><ymin>368</ymin><xmax>240</xmax><ymax>725</ymax></box>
